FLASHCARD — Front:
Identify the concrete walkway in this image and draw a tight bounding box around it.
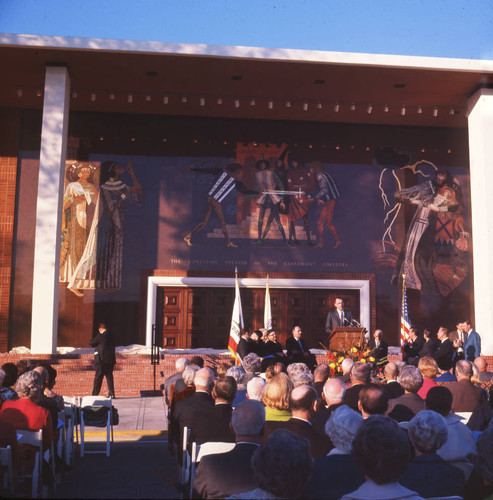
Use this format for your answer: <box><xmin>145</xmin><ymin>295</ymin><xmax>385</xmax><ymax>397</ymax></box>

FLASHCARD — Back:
<box><xmin>51</xmin><ymin>396</ymin><xmax>181</xmax><ymax>499</ymax></box>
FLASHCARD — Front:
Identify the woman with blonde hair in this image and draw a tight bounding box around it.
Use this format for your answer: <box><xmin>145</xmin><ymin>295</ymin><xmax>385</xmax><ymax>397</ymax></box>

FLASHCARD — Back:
<box><xmin>262</xmin><ymin>373</ymin><xmax>293</xmax><ymax>422</ymax></box>
<box><xmin>417</xmin><ymin>356</ymin><xmax>438</xmax><ymax>399</ymax></box>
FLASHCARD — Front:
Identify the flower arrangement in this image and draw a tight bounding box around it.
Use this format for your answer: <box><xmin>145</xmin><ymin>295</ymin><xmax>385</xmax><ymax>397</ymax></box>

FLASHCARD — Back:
<box><xmin>320</xmin><ymin>330</ymin><xmax>375</xmax><ymax>376</ymax></box>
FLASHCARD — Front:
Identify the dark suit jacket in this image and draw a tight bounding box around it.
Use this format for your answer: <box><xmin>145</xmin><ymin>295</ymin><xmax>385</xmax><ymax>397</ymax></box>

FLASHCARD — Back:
<box><xmin>433</xmin><ymin>338</ymin><xmax>456</xmax><ymax>371</ymax></box>
<box><xmin>236</xmin><ymin>337</ymin><xmax>250</xmax><ymax>361</ymax></box>
<box><xmin>311</xmin><ymin>403</ymin><xmax>342</xmax><ymax>436</ymax></box>
<box><xmin>386</xmin><ymin>393</ymin><xmax>425</xmax><ymax>422</ymax></box>
<box><xmin>403</xmin><ymin>336</ymin><xmax>425</xmax><ymax>360</ymax></box>
<box><xmin>283</xmin><ymin>418</ymin><xmax>332</xmax><ymax>458</ymax></box>
<box><xmin>343</xmin><ymin>384</ymin><xmax>365</xmax><ymax>412</ymax></box>
<box><xmin>448</xmin><ymin>379</ymin><xmax>485</xmax><ymax>412</ymax></box>
<box><xmin>325</xmin><ymin>309</ymin><xmax>354</xmax><ymax>335</ymax></box>
<box><xmin>189</xmin><ymin>403</ymin><xmax>235</xmax><ymax>445</ymax></box>
<box><xmin>418</xmin><ymin>338</ymin><xmax>438</xmax><ymax>358</ymax></box>
<box><xmin>89</xmin><ymin>330</ymin><xmax>116</xmax><ymax>365</ymax></box>
<box><xmin>286</xmin><ymin>336</ymin><xmax>309</xmax><ymax>360</ymax></box>
<box><xmin>384</xmin><ymin>380</ymin><xmax>405</xmax><ymax>399</ymax></box>
<box><xmin>173</xmin><ymin>391</ymin><xmax>214</xmax><ymax>447</ymax></box>
<box><xmin>400</xmin><ymin>454</ymin><xmax>465</xmax><ymax>498</ymax></box>
<box><xmin>302</xmin><ymin>454</ymin><xmax>365</xmax><ymax>500</ymax></box>
<box><xmin>193</xmin><ymin>443</ymin><xmax>259</xmax><ymax>499</ymax></box>
<box><xmin>367</xmin><ymin>339</ymin><xmax>389</xmax><ymax>365</ymax></box>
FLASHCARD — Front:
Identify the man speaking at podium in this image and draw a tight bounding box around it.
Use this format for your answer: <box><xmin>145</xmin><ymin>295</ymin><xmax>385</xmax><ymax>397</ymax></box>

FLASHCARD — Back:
<box><xmin>325</xmin><ymin>297</ymin><xmax>354</xmax><ymax>346</ymax></box>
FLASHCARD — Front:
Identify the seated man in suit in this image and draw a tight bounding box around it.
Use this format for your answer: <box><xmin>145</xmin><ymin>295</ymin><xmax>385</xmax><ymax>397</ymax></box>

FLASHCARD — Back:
<box><xmin>286</xmin><ymin>326</ymin><xmax>317</xmax><ymax>371</ymax></box>
<box><xmin>367</xmin><ymin>330</ymin><xmax>388</xmax><ymax>369</ymax></box>
<box><xmin>383</xmin><ymin>362</ymin><xmax>404</xmax><ymax>400</ymax></box>
<box><xmin>173</xmin><ymin>367</ymin><xmax>215</xmax><ymax>454</ymax></box>
<box><xmin>343</xmin><ymin>362</ymin><xmax>371</xmax><ymax>412</ymax></box>
<box><xmin>403</xmin><ymin>327</ymin><xmax>425</xmax><ymax>366</ymax></box>
<box><xmin>164</xmin><ymin>357</ymin><xmax>190</xmax><ymax>407</ymax></box>
<box><xmin>358</xmin><ymin>384</ymin><xmax>389</xmax><ymax>418</ymax></box>
<box><xmin>325</xmin><ymin>297</ymin><xmax>354</xmax><ymax>347</ymax></box>
<box><xmin>386</xmin><ymin>365</ymin><xmax>426</xmax><ymax>422</ymax></box>
<box><xmin>448</xmin><ymin>359</ymin><xmax>486</xmax><ymax>412</ymax></box>
<box><xmin>189</xmin><ymin>376</ymin><xmax>237</xmax><ymax>445</ymax></box>
<box><xmin>474</xmin><ymin>356</ymin><xmax>493</xmax><ymax>382</ymax></box>
<box><xmin>311</xmin><ymin>377</ymin><xmax>346</xmax><ymax>435</ymax></box>
<box><xmin>193</xmin><ymin>399</ymin><xmax>265</xmax><ymax>499</ymax></box>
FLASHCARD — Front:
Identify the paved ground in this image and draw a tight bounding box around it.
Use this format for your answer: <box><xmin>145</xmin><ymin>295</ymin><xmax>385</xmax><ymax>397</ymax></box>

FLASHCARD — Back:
<box><xmin>50</xmin><ymin>397</ymin><xmax>181</xmax><ymax>499</ymax></box>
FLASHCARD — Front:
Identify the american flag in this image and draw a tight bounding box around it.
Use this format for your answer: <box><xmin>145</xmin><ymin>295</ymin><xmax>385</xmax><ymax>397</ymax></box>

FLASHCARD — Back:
<box><xmin>400</xmin><ymin>275</ymin><xmax>411</xmax><ymax>350</ymax></box>
<box><xmin>228</xmin><ymin>268</ymin><xmax>244</xmax><ymax>365</ymax></box>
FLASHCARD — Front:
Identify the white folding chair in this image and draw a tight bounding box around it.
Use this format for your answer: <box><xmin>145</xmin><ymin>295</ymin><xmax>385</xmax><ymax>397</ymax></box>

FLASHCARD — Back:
<box><xmin>79</xmin><ymin>396</ymin><xmax>113</xmax><ymax>457</ymax></box>
<box><xmin>0</xmin><ymin>445</ymin><xmax>14</xmax><ymax>496</ymax></box>
<box><xmin>62</xmin><ymin>398</ymin><xmax>79</xmax><ymax>465</ymax></box>
<box><xmin>17</xmin><ymin>429</ymin><xmax>43</xmax><ymax>499</ymax></box>
<box><xmin>179</xmin><ymin>426</ymin><xmax>191</xmax><ymax>487</ymax></box>
<box><xmin>189</xmin><ymin>441</ymin><xmax>236</xmax><ymax>497</ymax></box>
<box><xmin>455</xmin><ymin>411</ymin><xmax>472</xmax><ymax>423</ymax></box>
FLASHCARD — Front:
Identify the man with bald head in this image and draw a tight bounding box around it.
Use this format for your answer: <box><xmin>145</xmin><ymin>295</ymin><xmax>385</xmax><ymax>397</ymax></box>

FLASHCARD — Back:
<box><xmin>311</xmin><ymin>377</ymin><xmax>346</xmax><ymax>435</ymax></box>
<box><xmin>474</xmin><ymin>356</ymin><xmax>493</xmax><ymax>382</ymax></box>
<box><xmin>448</xmin><ymin>360</ymin><xmax>486</xmax><ymax>412</ymax></box>
<box><xmin>383</xmin><ymin>362</ymin><xmax>404</xmax><ymax>399</ymax></box>
<box><xmin>367</xmin><ymin>329</ymin><xmax>388</xmax><ymax>368</ymax></box>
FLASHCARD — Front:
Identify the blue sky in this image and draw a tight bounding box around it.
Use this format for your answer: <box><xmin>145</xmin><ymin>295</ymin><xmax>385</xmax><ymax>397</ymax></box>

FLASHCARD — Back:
<box><xmin>1</xmin><ymin>0</ymin><xmax>492</xmax><ymax>59</ymax></box>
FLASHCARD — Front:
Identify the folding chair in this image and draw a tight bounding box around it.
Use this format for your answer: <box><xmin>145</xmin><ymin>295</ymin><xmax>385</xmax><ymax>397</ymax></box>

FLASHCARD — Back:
<box><xmin>189</xmin><ymin>441</ymin><xmax>236</xmax><ymax>497</ymax></box>
<box><xmin>455</xmin><ymin>411</ymin><xmax>472</xmax><ymax>423</ymax></box>
<box><xmin>62</xmin><ymin>397</ymin><xmax>79</xmax><ymax>465</ymax></box>
<box><xmin>79</xmin><ymin>396</ymin><xmax>113</xmax><ymax>457</ymax></box>
<box><xmin>17</xmin><ymin>429</ymin><xmax>43</xmax><ymax>498</ymax></box>
<box><xmin>178</xmin><ymin>426</ymin><xmax>191</xmax><ymax>488</ymax></box>
<box><xmin>0</xmin><ymin>445</ymin><xmax>14</xmax><ymax>496</ymax></box>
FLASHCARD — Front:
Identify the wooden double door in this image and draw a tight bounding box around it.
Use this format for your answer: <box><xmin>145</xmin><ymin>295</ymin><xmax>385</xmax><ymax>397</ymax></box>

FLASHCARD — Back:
<box><xmin>156</xmin><ymin>287</ymin><xmax>360</xmax><ymax>350</ymax></box>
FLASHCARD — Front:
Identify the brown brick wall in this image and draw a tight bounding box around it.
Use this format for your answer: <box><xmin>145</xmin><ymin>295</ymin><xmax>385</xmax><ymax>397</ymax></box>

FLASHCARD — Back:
<box><xmin>0</xmin><ymin>156</ymin><xmax>17</xmax><ymax>352</ymax></box>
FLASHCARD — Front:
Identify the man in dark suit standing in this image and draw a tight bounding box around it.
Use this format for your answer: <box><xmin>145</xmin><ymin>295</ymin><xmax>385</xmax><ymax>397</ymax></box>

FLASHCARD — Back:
<box><xmin>90</xmin><ymin>322</ymin><xmax>116</xmax><ymax>398</ymax></box>
<box><xmin>325</xmin><ymin>297</ymin><xmax>354</xmax><ymax>345</ymax></box>
<box><xmin>286</xmin><ymin>326</ymin><xmax>316</xmax><ymax>371</ymax></box>
<box><xmin>193</xmin><ymin>399</ymin><xmax>264</xmax><ymax>499</ymax></box>
<box><xmin>433</xmin><ymin>327</ymin><xmax>456</xmax><ymax>371</ymax></box>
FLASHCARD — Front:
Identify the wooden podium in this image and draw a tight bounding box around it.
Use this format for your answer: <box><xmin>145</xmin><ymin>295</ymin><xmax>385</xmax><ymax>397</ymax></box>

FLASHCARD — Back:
<box><xmin>329</xmin><ymin>327</ymin><xmax>366</xmax><ymax>351</ymax></box>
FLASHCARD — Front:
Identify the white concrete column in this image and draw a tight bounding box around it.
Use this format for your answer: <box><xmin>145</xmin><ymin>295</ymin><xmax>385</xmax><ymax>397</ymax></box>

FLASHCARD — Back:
<box><xmin>467</xmin><ymin>87</ymin><xmax>493</xmax><ymax>356</ymax></box>
<box><xmin>31</xmin><ymin>66</ymin><xmax>70</xmax><ymax>354</ymax></box>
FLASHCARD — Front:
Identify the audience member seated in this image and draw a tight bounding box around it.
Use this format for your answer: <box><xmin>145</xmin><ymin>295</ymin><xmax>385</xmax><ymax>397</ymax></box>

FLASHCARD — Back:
<box><xmin>358</xmin><ymin>384</ymin><xmax>388</xmax><ymax>418</ymax></box>
<box><xmin>173</xmin><ymin>367</ymin><xmax>214</xmax><ymax>453</ymax></box>
<box><xmin>337</xmin><ymin>358</ymin><xmax>354</xmax><ymax>384</ymax></box>
<box><xmin>291</xmin><ymin>370</ymin><xmax>314</xmax><ymax>388</ymax></box>
<box><xmin>264</xmin><ymin>362</ymin><xmax>286</xmax><ymax>381</ymax></box>
<box><xmin>174</xmin><ymin>356</ymin><xmax>204</xmax><ymax>394</ymax></box>
<box><xmin>343</xmin><ymin>362</ymin><xmax>371</xmax><ymax>412</ymax></box>
<box><xmin>313</xmin><ymin>364</ymin><xmax>330</xmax><ymax>399</ymax></box>
<box><xmin>172</xmin><ymin>365</ymin><xmax>200</xmax><ymax>406</ymax></box>
<box><xmin>164</xmin><ymin>357</ymin><xmax>190</xmax><ymax>407</ymax></box>
<box><xmin>425</xmin><ymin>385</ymin><xmax>476</xmax><ymax>480</ymax></box>
<box><xmin>448</xmin><ymin>359</ymin><xmax>486</xmax><ymax>412</ymax></box>
<box><xmin>382</xmin><ymin>362</ymin><xmax>404</xmax><ymax>400</ymax></box>
<box><xmin>341</xmin><ymin>415</ymin><xmax>422</xmax><ymax>500</ymax></box>
<box><xmin>386</xmin><ymin>365</ymin><xmax>425</xmax><ymax>422</ymax></box>
<box><xmin>418</xmin><ymin>328</ymin><xmax>438</xmax><ymax>359</ymax></box>
<box><xmin>311</xmin><ymin>377</ymin><xmax>346</xmax><ymax>435</ymax></box>
<box><xmin>474</xmin><ymin>356</ymin><xmax>493</xmax><ymax>382</ymax></box>
<box><xmin>400</xmin><ymin>410</ymin><xmax>465</xmax><ymax>498</ymax></box>
<box><xmin>248</xmin><ymin>331</ymin><xmax>264</xmax><ymax>357</ymax></box>
<box><xmin>0</xmin><ymin>363</ymin><xmax>19</xmax><ymax>402</ymax></box>
<box><xmin>216</xmin><ymin>362</ymin><xmax>231</xmax><ymax>379</ymax></box>
<box><xmin>193</xmin><ymin>399</ymin><xmax>265</xmax><ymax>499</ymax></box>
<box><xmin>44</xmin><ymin>365</ymin><xmax>64</xmax><ymax>412</ymax></box>
<box><xmin>242</xmin><ymin>353</ymin><xmax>261</xmax><ymax>384</ymax></box>
<box><xmin>261</xmin><ymin>373</ymin><xmax>293</xmax><ymax>422</ymax></box>
<box><xmin>231</xmin><ymin>429</ymin><xmax>314</xmax><ymax>499</ymax></box>
<box><xmin>33</xmin><ymin>366</ymin><xmax>58</xmax><ymax>436</ymax></box>
<box><xmin>303</xmin><ymin>405</ymin><xmax>364</xmax><ymax>499</ymax></box>
<box><xmin>226</xmin><ymin>366</ymin><xmax>247</xmax><ymax>407</ymax></box>
<box><xmin>0</xmin><ymin>418</ymin><xmax>18</xmax><ymax>478</ymax></box>
<box><xmin>285</xmin><ymin>326</ymin><xmax>316</xmax><ymax>371</ymax></box>
<box><xmin>467</xmin><ymin>385</ymin><xmax>493</xmax><ymax>431</ymax></box>
<box><xmin>246</xmin><ymin>377</ymin><xmax>265</xmax><ymax>402</ymax></box>
<box><xmin>467</xmin><ymin>427</ymin><xmax>493</xmax><ymax>500</ymax></box>
<box><xmin>16</xmin><ymin>360</ymin><xmax>32</xmax><ymax>377</ymax></box>
<box><xmin>286</xmin><ymin>362</ymin><xmax>309</xmax><ymax>380</ymax></box>
<box><xmin>263</xmin><ymin>385</ymin><xmax>332</xmax><ymax>457</ymax></box>
<box><xmin>190</xmin><ymin>376</ymin><xmax>236</xmax><ymax>445</ymax></box>
<box><xmin>0</xmin><ymin>371</ymin><xmax>53</xmax><ymax>475</ymax></box>
<box><xmin>416</xmin><ymin>356</ymin><xmax>438</xmax><ymax>400</ymax></box>
<box><xmin>434</xmin><ymin>366</ymin><xmax>457</xmax><ymax>382</ymax></box>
